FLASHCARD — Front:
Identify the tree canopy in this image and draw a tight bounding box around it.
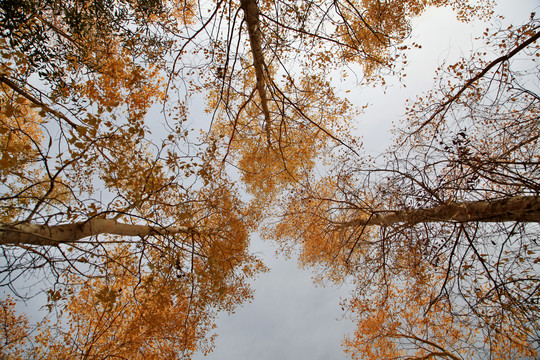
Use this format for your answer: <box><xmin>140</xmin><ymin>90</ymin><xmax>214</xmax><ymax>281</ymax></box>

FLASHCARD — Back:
<box><xmin>1</xmin><ymin>0</ymin><xmax>538</xmax><ymax>359</ymax></box>
<box><xmin>273</xmin><ymin>15</ymin><xmax>540</xmax><ymax>359</ymax></box>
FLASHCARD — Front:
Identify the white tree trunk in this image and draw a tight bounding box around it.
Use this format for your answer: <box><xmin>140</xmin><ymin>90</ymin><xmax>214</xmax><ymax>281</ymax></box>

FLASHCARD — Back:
<box><xmin>341</xmin><ymin>195</ymin><xmax>540</xmax><ymax>228</ymax></box>
<box><xmin>0</xmin><ymin>219</ymin><xmax>189</xmax><ymax>246</ymax></box>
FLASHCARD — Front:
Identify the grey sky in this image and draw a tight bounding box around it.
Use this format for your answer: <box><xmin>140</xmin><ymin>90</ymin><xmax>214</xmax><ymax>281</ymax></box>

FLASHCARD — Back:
<box><xmin>193</xmin><ymin>1</ymin><xmax>539</xmax><ymax>359</ymax></box>
<box><xmin>198</xmin><ymin>236</ymin><xmax>354</xmax><ymax>360</ymax></box>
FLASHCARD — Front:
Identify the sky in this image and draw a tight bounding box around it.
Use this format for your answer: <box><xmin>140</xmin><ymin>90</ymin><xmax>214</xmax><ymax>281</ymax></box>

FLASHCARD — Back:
<box><xmin>192</xmin><ymin>1</ymin><xmax>540</xmax><ymax>359</ymax></box>
<box><xmin>194</xmin><ymin>237</ymin><xmax>355</xmax><ymax>360</ymax></box>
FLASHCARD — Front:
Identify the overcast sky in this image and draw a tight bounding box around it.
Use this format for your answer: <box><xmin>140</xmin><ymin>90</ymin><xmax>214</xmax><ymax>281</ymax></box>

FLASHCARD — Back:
<box><xmin>193</xmin><ymin>1</ymin><xmax>540</xmax><ymax>359</ymax></box>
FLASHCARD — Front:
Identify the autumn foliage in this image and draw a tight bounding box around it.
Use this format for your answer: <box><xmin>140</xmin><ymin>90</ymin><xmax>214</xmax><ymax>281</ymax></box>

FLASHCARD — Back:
<box><xmin>1</xmin><ymin>0</ymin><xmax>539</xmax><ymax>359</ymax></box>
<box><xmin>273</xmin><ymin>15</ymin><xmax>540</xmax><ymax>359</ymax></box>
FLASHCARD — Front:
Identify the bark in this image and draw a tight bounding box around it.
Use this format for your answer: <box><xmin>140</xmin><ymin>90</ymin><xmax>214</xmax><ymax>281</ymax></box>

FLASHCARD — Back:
<box><xmin>0</xmin><ymin>219</ymin><xmax>190</xmax><ymax>246</ymax></box>
<box><xmin>240</xmin><ymin>0</ymin><xmax>272</xmax><ymax>146</ymax></box>
<box><xmin>341</xmin><ymin>195</ymin><xmax>540</xmax><ymax>228</ymax></box>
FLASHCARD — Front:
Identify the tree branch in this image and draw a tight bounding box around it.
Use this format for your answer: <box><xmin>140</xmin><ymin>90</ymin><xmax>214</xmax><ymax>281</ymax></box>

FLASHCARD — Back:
<box><xmin>240</xmin><ymin>0</ymin><xmax>272</xmax><ymax>146</ymax></box>
<box><xmin>340</xmin><ymin>195</ymin><xmax>540</xmax><ymax>228</ymax></box>
<box><xmin>0</xmin><ymin>220</ymin><xmax>191</xmax><ymax>246</ymax></box>
<box><xmin>0</xmin><ymin>74</ymin><xmax>79</xmax><ymax>130</ymax></box>
<box><xmin>413</xmin><ymin>30</ymin><xmax>540</xmax><ymax>137</ymax></box>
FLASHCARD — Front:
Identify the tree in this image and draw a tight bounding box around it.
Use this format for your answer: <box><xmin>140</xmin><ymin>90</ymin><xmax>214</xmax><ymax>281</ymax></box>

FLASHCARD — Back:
<box><xmin>0</xmin><ymin>0</ymin><xmax>497</xmax><ymax>358</ymax></box>
<box><xmin>0</xmin><ymin>1</ymin><xmax>267</xmax><ymax>357</ymax></box>
<box><xmin>0</xmin><ymin>85</ymin><xmax>264</xmax><ymax>353</ymax></box>
<box><xmin>272</xmin><ymin>16</ymin><xmax>540</xmax><ymax>358</ymax></box>
<box><xmin>188</xmin><ymin>0</ymin><xmax>493</xmax><ymax>198</ymax></box>
<box><xmin>0</xmin><ymin>243</ymin><xmax>263</xmax><ymax>359</ymax></box>
<box><xmin>343</xmin><ymin>271</ymin><xmax>535</xmax><ymax>360</ymax></box>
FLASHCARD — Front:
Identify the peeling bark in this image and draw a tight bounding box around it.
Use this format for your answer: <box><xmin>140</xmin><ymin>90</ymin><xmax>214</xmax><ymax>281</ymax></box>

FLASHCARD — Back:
<box><xmin>0</xmin><ymin>219</ymin><xmax>190</xmax><ymax>246</ymax></box>
<box><xmin>341</xmin><ymin>195</ymin><xmax>540</xmax><ymax>228</ymax></box>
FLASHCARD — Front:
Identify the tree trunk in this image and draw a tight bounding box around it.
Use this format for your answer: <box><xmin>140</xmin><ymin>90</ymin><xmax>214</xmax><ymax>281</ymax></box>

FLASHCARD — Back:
<box><xmin>341</xmin><ymin>195</ymin><xmax>540</xmax><ymax>228</ymax></box>
<box><xmin>0</xmin><ymin>219</ymin><xmax>190</xmax><ymax>246</ymax></box>
<box><xmin>240</xmin><ymin>0</ymin><xmax>272</xmax><ymax>145</ymax></box>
